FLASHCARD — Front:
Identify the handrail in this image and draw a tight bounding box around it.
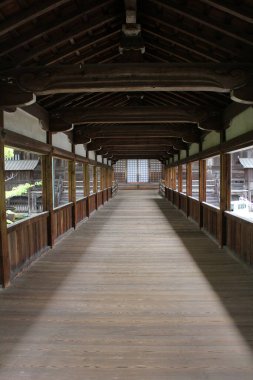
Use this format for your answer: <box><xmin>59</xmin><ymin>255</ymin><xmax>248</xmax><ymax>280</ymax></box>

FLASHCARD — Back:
<box><xmin>225</xmin><ymin>210</ymin><xmax>253</xmax><ymax>224</ymax></box>
<box><xmin>7</xmin><ymin>211</ymin><xmax>49</xmax><ymax>232</ymax></box>
<box><xmin>53</xmin><ymin>202</ymin><xmax>73</xmax><ymax>212</ymax></box>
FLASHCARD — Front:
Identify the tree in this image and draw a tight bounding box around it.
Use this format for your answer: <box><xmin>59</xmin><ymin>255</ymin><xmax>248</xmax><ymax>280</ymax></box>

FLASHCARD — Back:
<box><xmin>4</xmin><ymin>147</ymin><xmax>14</xmax><ymax>160</ymax></box>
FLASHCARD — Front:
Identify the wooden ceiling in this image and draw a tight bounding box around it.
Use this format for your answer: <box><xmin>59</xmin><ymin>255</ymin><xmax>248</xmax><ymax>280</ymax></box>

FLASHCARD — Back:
<box><xmin>0</xmin><ymin>0</ymin><xmax>253</xmax><ymax>162</ymax></box>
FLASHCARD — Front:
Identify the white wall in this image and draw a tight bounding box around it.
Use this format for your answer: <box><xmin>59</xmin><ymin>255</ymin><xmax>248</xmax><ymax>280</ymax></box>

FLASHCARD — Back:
<box><xmin>4</xmin><ymin>108</ymin><xmax>47</xmax><ymax>143</ymax></box>
<box><xmin>88</xmin><ymin>151</ymin><xmax>96</xmax><ymax>161</ymax></box>
<box><xmin>97</xmin><ymin>155</ymin><xmax>103</xmax><ymax>163</ymax></box>
<box><xmin>75</xmin><ymin>144</ymin><xmax>87</xmax><ymax>157</ymax></box>
<box><xmin>52</xmin><ymin>132</ymin><xmax>72</xmax><ymax>152</ymax></box>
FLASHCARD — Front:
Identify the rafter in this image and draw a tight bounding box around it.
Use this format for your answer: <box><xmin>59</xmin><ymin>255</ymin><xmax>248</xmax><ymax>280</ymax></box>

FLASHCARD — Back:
<box><xmin>143</xmin><ymin>28</ymin><xmax>219</xmax><ymax>62</ymax></box>
<box><xmin>140</xmin><ymin>12</ymin><xmax>247</xmax><ymax>58</ymax></box>
<box><xmin>42</xmin><ymin>30</ymin><xmax>121</xmax><ymax>66</ymax></box>
<box><xmin>15</xmin><ymin>15</ymin><xmax>121</xmax><ymax>66</ymax></box>
<box><xmin>149</xmin><ymin>0</ymin><xmax>253</xmax><ymax>47</ymax></box>
<box><xmin>0</xmin><ymin>0</ymin><xmax>71</xmax><ymax>38</ymax></box>
<box><xmin>199</xmin><ymin>0</ymin><xmax>253</xmax><ymax>24</ymax></box>
<box><xmin>0</xmin><ymin>0</ymin><xmax>116</xmax><ymax>58</ymax></box>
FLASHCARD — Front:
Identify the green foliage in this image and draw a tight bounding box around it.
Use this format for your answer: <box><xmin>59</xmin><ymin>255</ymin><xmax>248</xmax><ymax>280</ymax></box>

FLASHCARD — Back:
<box><xmin>4</xmin><ymin>147</ymin><xmax>14</xmax><ymax>160</ymax></box>
<box><xmin>5</xmin><ymin>181</ymin><xmax>42</xmax><ymax>200</ymax></box>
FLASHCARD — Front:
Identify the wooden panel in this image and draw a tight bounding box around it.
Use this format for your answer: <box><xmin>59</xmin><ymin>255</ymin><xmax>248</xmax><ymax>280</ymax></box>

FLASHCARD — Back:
<box><xmin>108</xmin><ymin>187</ymin><xmax>112</xmax><ymax>199</ymax></box>
<box><xmin>173</xmin><ymin>191</ymin><xmax>180</xmax><ymax>208</ymax></box>
<box><xmin>179</xmin><ymin>193</ymin><xmax>187</xmax><ymax>214</ymax></box>
<box><xmin>168</xmin><ymin>188</ymin><xmax>173</xmax><ymax>202</ymax></box>
<box><xmin>7</xmin><ymin>212</ymin><xmax>49</xmax><ymax>278</ymax></box>
<box><xmin>88</xmin><ymin>194</ymin><xmax>96</xmax><ymax>214</ymax></box>
<box><xmin>202</xmin><ymin>203</ymin><xmax>220</xmax><ymax>241</ymax></box>
<box><xmin>226</xmin><ymin>212</ymin><xmax>253</xmax><ymax>265</ymax></box>
<box><xmin>103</xmin><ymin>188</ymin><xmax>108</xmax><ymax>203</ymax></box>
<box><xmin>97</xmin><ymin>191</ymin><xmax>103</xmax><ymax>209</ymax></box>
<box><xmin>53</xmin><ymin>203</ymin><xmax>73</xmax><ymax>240</ymax></box>
<box><xmin>75</xmin><ymin>197</ymin><xmax>88</xmax><ymax>224</ymax></box>
<box><xmin>0</xmin><ymin>111</ymin><xmax>10</xmax><ymax>286</ymax></box>
<box><xmin>188</xmin><ymin>197</ymin><xmax>200</xmax><ymax>224</ymax></box>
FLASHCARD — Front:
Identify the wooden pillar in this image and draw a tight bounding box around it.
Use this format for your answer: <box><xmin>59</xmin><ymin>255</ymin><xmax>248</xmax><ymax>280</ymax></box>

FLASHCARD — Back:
<box><xmin>186</xmin><ymin>162</ymin><xmax>192</xmax><ymax>217</ymax></box>
<box><xmin>69</xmin><ymin>158</ymin><xmax>76</xmax><ymax>228</ymax></box>
<box><xmin>0</xmin><ymin>111</ymin><xmax>10</xmax><ymax>287</ymax></box>
<box><xmin>199</xmin><ymin>159</ymin><xmax>206</xmax><ymax>228</ymax></box>
<box><xmin>83</xmin><ymin>162</ymin><xmax>90</xmax><ymax>217</ymax></box>
<box><xmin>219</xmin><ymin>153</ymin><xmax>231</xmax><ymax>247</ymax></box>
<box><xmin>43</xmin><ymin>133</ymin><xmax>55</xmax><ymax>247</ymax></box>
<box><xmin>178</xmin><ymin>165</ymin><xmax>182</xmax><ymax>193</ymax></box>
<box><xmin>93</xmin><ymin>165</ymin><xmax>98</xmax><ymax>209</ymax></box>
<box><xmin>84</xmin><ymin>163</ymin><xmax>89</xmax><ymax>197</ymax></box>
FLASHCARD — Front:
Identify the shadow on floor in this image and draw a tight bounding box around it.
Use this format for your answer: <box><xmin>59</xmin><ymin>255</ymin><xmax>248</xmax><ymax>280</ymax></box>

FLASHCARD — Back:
<box><xmin>154</xmin><ymin>196</ymin><xmax>253</xmax><ymax>351</ymax></box>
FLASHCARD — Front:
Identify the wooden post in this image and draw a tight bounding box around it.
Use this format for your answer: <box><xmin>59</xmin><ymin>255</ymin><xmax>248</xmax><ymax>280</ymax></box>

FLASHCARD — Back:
<box><xmin>43</xmin><ymin>133</ymin><xmax>55</xmax><ymax>247</ymax></box>
<box><xmin>101</xmin><ymin>167</ymin><xmax>105</xmax><ymax>203</ymax></box>
<box><xmin>199</xmin><ymin>159</ymin><xmax>206</xmax><ymax>228</ymax></box>
<box><xmin>69</xmin><ymin>159</ymin><xmax>76</xmax><ymax>228</ymax></box>
<box><xmin>186</xmin><ymin>162</ymin><xmax>192</xmax><ymax>217</ymax></box>
<box><xmin>178</xmin><ymin>165</ymin><xmax>182</xmax><ymax>193</ymax></box>
<box><xmin>0</xmin><ymin>111</ymin><xmax>10</xmax><ymax>287</ymax></box>
<box><xmin>83</xmin><ymin>163</ymin><xmax>90</xmax><ymax>217</ymax></box>
<box><xmin>219</xmin><ymin>153</ymin><xmax>231</xmax><ymax>247</ymax></box>
<box><xmin>93</xmin><ymin>165</ymin><xmax>97</xmax><ymax>209</ymax></box>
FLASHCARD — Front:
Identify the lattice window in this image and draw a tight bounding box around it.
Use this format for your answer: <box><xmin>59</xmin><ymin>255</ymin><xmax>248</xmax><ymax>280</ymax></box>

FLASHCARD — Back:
<box><xmin>89</xmin><ymin>165</ymin><xmax>94</xmax><ymax>194</ymax></box>
<box><xmin>149</xmin><ymin>159</ymin><xmax>162</xmax><ymax>182</ymax></box>
<box><xmin>114</xmin><ymin>160</ymin><xmax>127</xmax><ymax>183</ymax></box>
<box><xmin>96</xmin><ymin>167</ymin><xmax>101</xmax><ymax>191</ymax></box>
<box><xmin>138</xmin><ymin>160</ymin><xmax>149</xmax><ymax>182</ymax></box>
<box><xmin>127</xmin><ymin>160</ymin><xmax>138</xmax><ymax>182</ymax></box>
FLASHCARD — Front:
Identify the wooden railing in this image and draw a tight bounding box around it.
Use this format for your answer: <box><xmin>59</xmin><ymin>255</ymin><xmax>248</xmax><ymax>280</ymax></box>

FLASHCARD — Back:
<box><xmin>173</xmin><ymin>191</ymin><xmax>180</xmax><ymax>209</ymax></box>
<box><xmin>53</xmin><ymin>202</ymin><xmax>73</xmax><ymax>241</ymax></box>
<box><xmin>108</xmin><ymin>187</ymin><xmax>112</xmax><ymax>199</ymax></box>
<box><xmin>225</xmin><ymin>212</ymin><xmax>253</xmax><ymax>265</ymax></box>
<box><xmin>161</xmin><ymin>187</ymin><xmax>253</xmax><ymax>267</ymax></box>
<box><xmin>179</xmin><ymin>193</ymin><xmax>187</xmax><ymax>215</ymax></box>
<box><xmin>76</xmin><ymin>197</ymin><xmax>88</xmax><ymax>224</ymax></box>
<box><xmin>103</xmin><ymin>188</ymin><xmax>108</xmax><ymax>203</ymax></box>
<box><xmin>5</xmin><ymin>187</ymin><xmax>116</xmax><ymax>282</ymax></box>
<box><xmin>96</xmin><ymin>191</ymin><xmax>103</xmax><ymax>209</ymax></box>
<box><xmin>188</xmin><ymin>196</ymin><xmax>200</xmax><ymax>224</ymax></box>
<box><xmin>7</xmin><ymin>212</ymin><xmax>49</xmax><ymax>278</ymax></box>
<box><xmin>202</xmin><ymin>202</ymin><xmax>220</xmax><ymax>241</ymax></box>
<box><xmin>89</xmin><ymin>193</ymin><xmax>96</xmax><ymax>214</ymax></box>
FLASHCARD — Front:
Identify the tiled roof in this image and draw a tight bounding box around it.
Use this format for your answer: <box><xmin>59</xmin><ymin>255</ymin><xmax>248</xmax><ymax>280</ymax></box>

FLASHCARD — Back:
<box><xmin>5</xmin><ymin>160</ymin><xmax>39</xmax><ymax>171</ymax></box>
<box><xmin>238</xmin><ymin>158</ymin><xmax>253</xmax><ymax>169</ymax></box>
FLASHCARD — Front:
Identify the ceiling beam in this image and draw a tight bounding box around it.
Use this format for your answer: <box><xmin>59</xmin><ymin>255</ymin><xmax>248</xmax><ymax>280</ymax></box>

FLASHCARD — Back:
<box><xmin>73</xmin><ymin>124</ymin><xmax>202</xmax><ymax>144</ymax></box>
<box><xmin>86</xmin><ymin>139</ymin><xmax>188</xmax><ymax>151</ymax></box>
<box><xmin>50</xmin><ymin>105</ymin><xmax>224</xmax><ymax>131</ymax></box>
<box><xmin>2</xmin><ymin>64</ymin><xmax>252</xmax><ymax>105</ymax></box>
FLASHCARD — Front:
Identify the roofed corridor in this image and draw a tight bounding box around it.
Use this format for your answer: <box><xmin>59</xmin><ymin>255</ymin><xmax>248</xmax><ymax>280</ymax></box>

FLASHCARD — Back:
<box><xmin>0</xmin><ymin>190</ymin><xmax>253</xmax><ymax>380</ymax></box>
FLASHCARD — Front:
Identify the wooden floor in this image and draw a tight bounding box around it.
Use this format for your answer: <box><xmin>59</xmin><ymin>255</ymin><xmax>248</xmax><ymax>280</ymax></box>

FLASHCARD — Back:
<box><xmin>1</xmin><ymin>190</ymin><xmax>253</xmax><ymax>380</ymax></box>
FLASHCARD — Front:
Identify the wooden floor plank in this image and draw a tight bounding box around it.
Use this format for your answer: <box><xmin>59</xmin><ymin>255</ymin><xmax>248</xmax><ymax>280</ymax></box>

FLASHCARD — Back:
<box><xmin>0</xmin><ymin>190</ymin><xmax>253</xmax><ymax>380</ymax></box>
